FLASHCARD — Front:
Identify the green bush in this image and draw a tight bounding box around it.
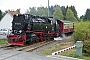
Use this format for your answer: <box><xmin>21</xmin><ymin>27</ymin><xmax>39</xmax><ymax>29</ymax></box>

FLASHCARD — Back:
<box><xmin>83</xmin><ymin>40</ymin><xmax>90</xmax><ymax>56</ymax></box>
<box><xmin>73</xmin><ymin>32</ymin><xmax>85</xmax><ymax>42</ymax></box>
<box><xmin>73</xmin><ymin>21</ymin><xmax>90</xmax><ymax>42</ymax></box>
<box><xmin>73</xmin><ymin>21</ymin><xmax>90</xmax><ymax>55</ymax></box>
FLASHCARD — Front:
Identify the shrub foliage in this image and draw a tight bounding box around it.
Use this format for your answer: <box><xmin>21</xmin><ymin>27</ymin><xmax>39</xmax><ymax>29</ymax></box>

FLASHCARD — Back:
<box><xmin>83</xmin><ymin>40</ymin><xmax>90</xmax><ymax>56</ymax></box>
<box><xmin>73</xmin><ymin>21</ymin><xmax>90</xmax><ymax>56</ymax></box>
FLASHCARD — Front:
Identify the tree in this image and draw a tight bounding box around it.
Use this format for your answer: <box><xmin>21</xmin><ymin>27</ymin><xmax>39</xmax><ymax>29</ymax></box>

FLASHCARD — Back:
<box><xmin>27</xmin><ymin>7</ymin><xmax>37</xmax><ymax>15</ymax></box>
<box><xmin>65</xmin><ymin>5</ymin><xmax>69</xmax><ymax>16</ymax></box>
<box><xmin>25</xmin><ymin>9</ymin><xmax>30</xmax><ymax>14</ymax></box>
<box><xmin>36</xmin><ymin>7</ymin><xmax>48</xmax><ymax>16</ymax></box>
<box><xmin>60</xmin><ymin>6</ymin><xmax>66</xmax><ymax>16</ymax></box>
<box><xmin>65</xmin><ymin>8</ymin><xmax>77</xmax><ymax>22</ymax></box>
<box><xmin>0</xmin><ymin>10</ymin><xmax>3</xmax><ymax>20</ymax></box>
<box><xmin>80</xmin><ymin>15</ymin><xmax>85</xmax><ymax>19</ymax></box>
<box><xmin>16</xmin><ymin>8</ymin><xmax>20</xmax><ymax>13</ymax></box>
<box><xmin>69</xmin><ymin>6</ymin><xmax>78</xmax><ymax>19</ymax></box>
<box><xmin>49</xmin><ymin>6</ymin><xmax>54</xmax><ymax>16</ymax></box>
<box><xmin>53</xmin><ymin>6</ymin><xmax>64</xmax><ymax>20</ymax></box>
<box><xmin>60</xmin><ymin>6</ymin><xmax>66</xmax><ymax>19</ymax></box>
<box><xmin>84</xmin><ymin>9</ymin><xmax>90</xmax><ymax>20</ymax></box>
<box><xmin>43</xmin><ymin>7</ymin><xmax>48</xmax><ymax>16</ymax></box>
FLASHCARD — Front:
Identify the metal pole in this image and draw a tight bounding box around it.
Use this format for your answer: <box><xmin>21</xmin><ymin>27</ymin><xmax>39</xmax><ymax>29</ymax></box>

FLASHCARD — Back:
<box><xmin>48</xmin><ymin>0</ymin><xmax>49</xmax><ymax>17</ymax></box>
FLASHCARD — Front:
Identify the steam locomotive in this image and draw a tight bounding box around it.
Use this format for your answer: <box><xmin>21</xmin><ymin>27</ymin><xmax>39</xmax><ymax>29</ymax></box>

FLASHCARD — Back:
<box><xmin>8</xmin><ymin>14</ymin><xmax>74</xmax><ymax>46</ymax></box>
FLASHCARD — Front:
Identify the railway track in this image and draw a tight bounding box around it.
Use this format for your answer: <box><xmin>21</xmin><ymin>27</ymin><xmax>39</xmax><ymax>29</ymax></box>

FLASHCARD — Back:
<box><xmin>16</xmin><ymin>41</ymin><xmax>47</xmax><ymax>51</ymax></box>
<box><xmin>0</xmin><ymin>40</ymin><xmax>55</xmax><ymax>52</ymax></box>
<box><xmin>0</xmin><ymin>45</ymin><xmax>10</xmax><ymax>48</ymax></box>
<box><xmin>26</xmin><ymin>40</ymin><xmax>55</xmax><ymax>52</ymax></box>
<box><xmin>16</xmin><ymin>40</ymin><xmax>55</xmax><ymax>52</ymax></box>
<box><xmin>0</xmin><ymin>44</ymin><xmax>19</xmax><ymax>50</ymax></box>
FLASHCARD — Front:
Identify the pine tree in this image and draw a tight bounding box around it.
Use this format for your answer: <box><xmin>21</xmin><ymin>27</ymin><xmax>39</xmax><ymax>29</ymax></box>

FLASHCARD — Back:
<box><xmin>49</xmin><ymin>6</ymin><xmax>54</xmax><ymax>16</ymax></box>
<box><xmin>84</xmin><ymin>9</ymin><xmax>90</xmax><ymax>20</ymax></box>
<box><xmin>65</xmin><ymin>8</ymin><xmax>77</xmax><ymax>22</ymax></box>
<box><xmin>53</xmin><ymin>6</ymin><xmax>64</xmax><ymax>20</ymax></box>
<box><xmin>69</xmin><ymin>6</ymin><xmax>78</xmax><ymax>19</ymax></box>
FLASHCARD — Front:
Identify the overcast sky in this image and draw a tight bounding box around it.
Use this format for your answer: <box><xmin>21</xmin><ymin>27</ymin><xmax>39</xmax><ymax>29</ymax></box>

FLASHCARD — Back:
<box><xmin>0</xmin><ymin>0</ymin><xmax>90</xmax><ymax>17</ymax></box>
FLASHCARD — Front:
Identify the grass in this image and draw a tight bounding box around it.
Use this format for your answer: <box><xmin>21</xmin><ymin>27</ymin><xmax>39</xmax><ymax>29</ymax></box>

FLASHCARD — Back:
<box><xmin>41</xmin><ymin>45</ymin><xmax>62</xmax><ymax>55</ymax></box>
<box><xmin>41</xmin><ymin>40</ymin><xmax>90</xmax><ymax>60</ymax></box>
<box><xmin>0</xmin><ymin>39</ymin><xmax>8</xmax><ymax>45</ymax></box>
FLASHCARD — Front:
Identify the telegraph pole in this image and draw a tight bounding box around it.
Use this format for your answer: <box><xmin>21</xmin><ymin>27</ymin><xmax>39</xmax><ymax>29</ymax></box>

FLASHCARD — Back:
<box><xmin>48</xmin><ymin>0</ymin><xmax>49</xmax><ymax>17</ymax></box>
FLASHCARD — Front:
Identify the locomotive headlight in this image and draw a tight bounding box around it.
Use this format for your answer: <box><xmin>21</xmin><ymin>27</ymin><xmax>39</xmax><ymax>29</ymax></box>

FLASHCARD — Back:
<box><xmin>46</xmin><ymin>26</ymin><xmax>47</xmax><ymax>29</ymax></box>
<box><xmin>19</xmin><ymin>30</ymin><xmax>22</xmax><ymax>33</ymax></box>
